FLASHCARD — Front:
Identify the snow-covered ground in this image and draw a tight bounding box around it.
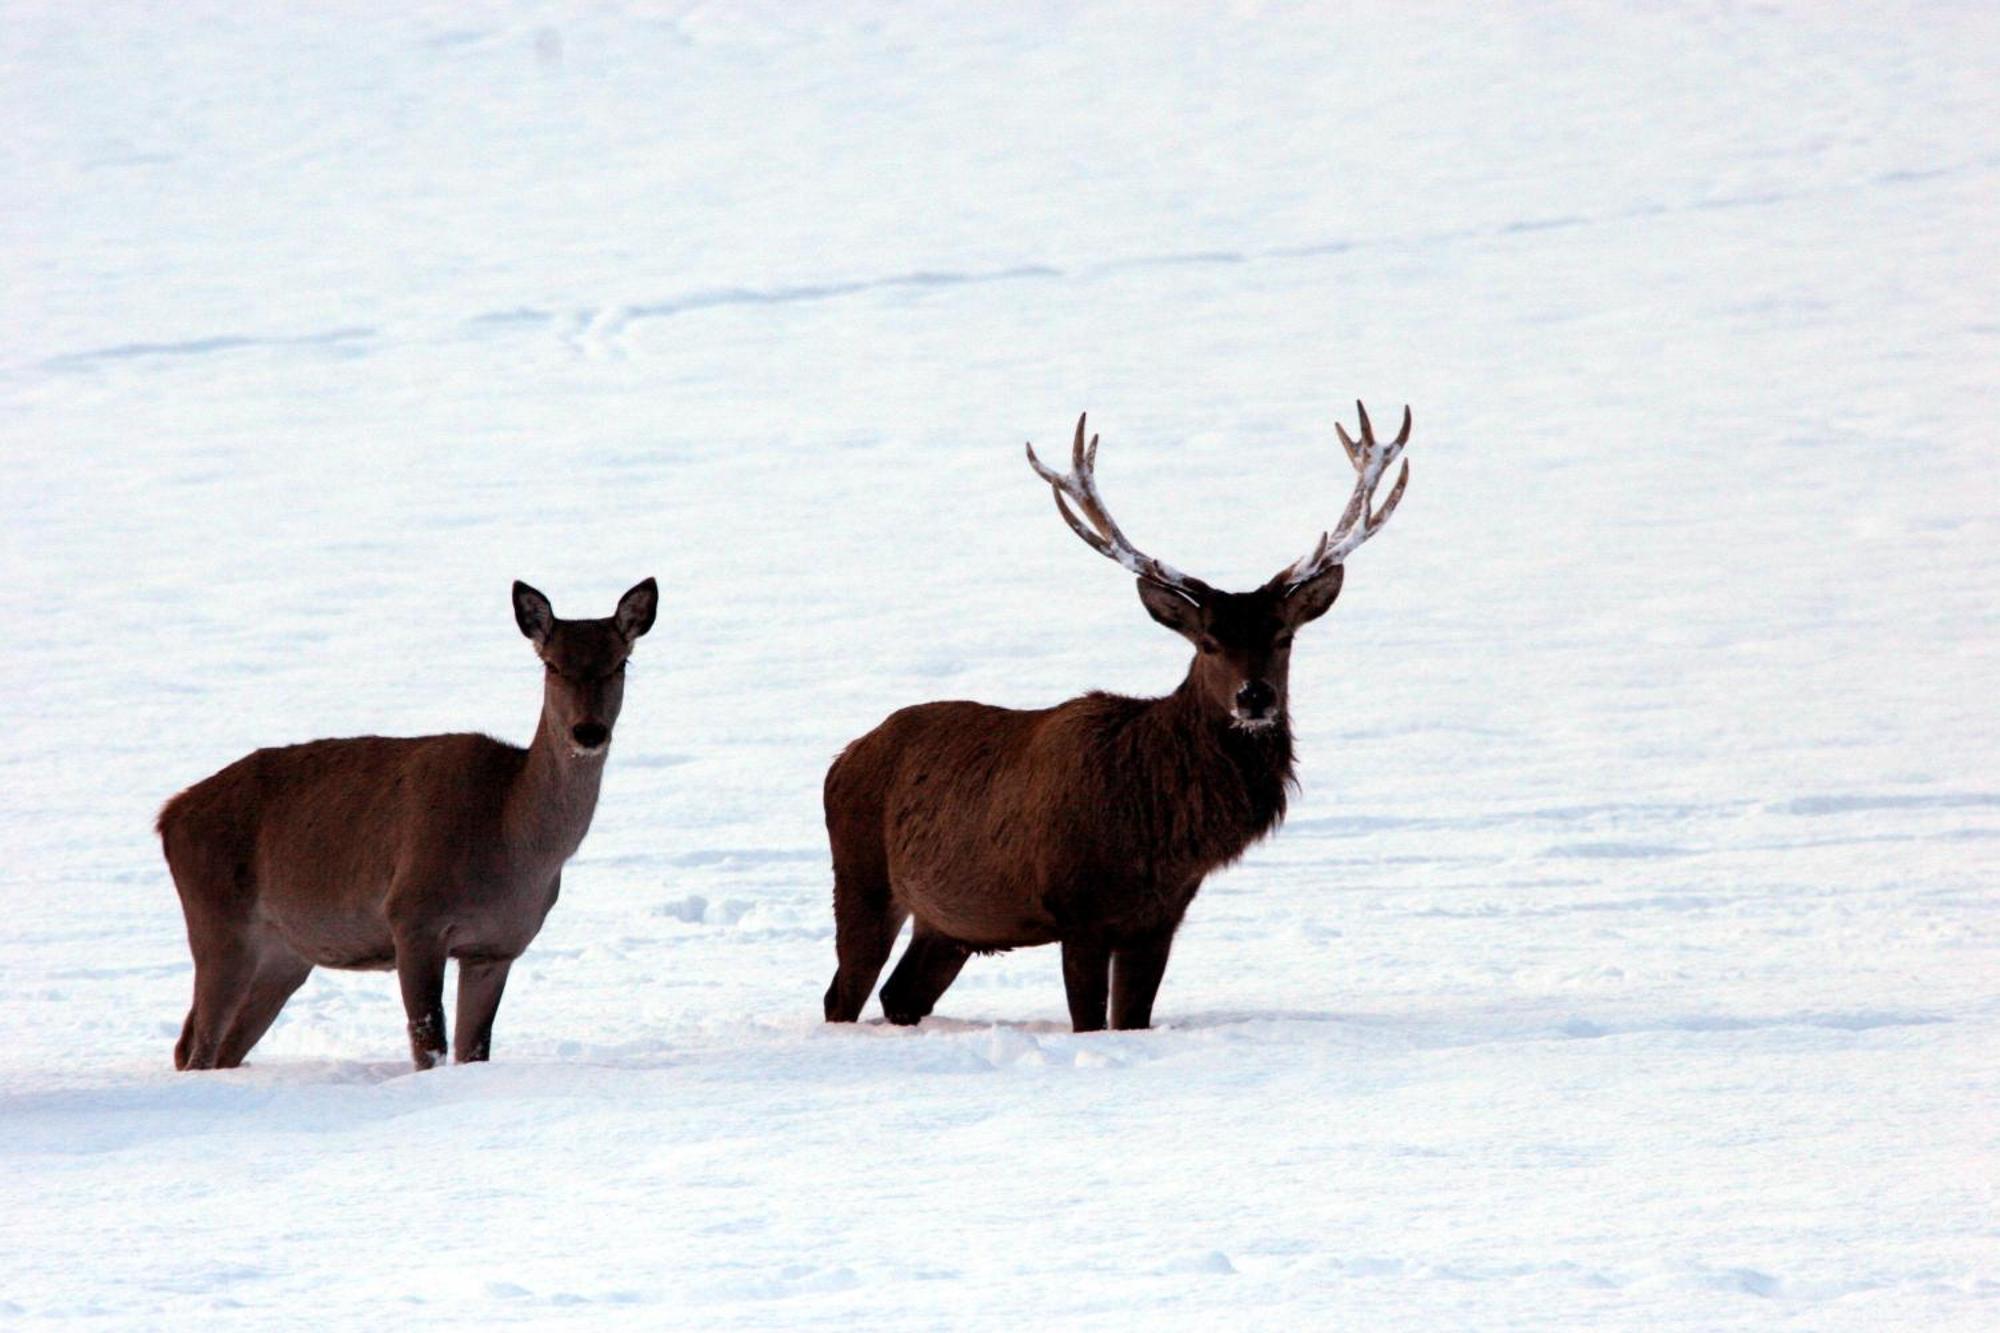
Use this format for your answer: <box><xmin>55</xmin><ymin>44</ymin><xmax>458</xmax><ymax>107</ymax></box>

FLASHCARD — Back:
<box><xmin>4</xmin><ymin>2</ymin><xmax>1996</xmax><ymax>1326</ymax></box>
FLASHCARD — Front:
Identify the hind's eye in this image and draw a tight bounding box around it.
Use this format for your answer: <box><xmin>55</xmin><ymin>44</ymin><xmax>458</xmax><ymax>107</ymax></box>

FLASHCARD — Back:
<box><xmin>1274</xmin><ymin>634</ymin><xmax>1294</xmax><ymax>649</ymax></box>
<box><xmin>1199</xmin><ymin>638</ymin><xmax>1220</xmax><ymax>655</ymax></box>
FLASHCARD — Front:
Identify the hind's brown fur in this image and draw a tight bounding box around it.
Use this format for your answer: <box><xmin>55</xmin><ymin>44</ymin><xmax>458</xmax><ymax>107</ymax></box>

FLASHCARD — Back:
<box><xmin>158</xmin><ymin>579</ymin><xmax>655</xmax><ymax>1071</ymax></box>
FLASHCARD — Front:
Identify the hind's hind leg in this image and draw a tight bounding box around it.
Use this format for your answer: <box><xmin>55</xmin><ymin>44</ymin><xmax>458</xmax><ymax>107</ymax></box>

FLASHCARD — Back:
<box><xmin>878</xmin><ymin>926</ymin><xmax>972</xmax><ymax>1026</ymax></box>
<box><xmin>164</xmin><ymin>818</ymin><xmax>259</xmax><ymax>1071</ymax></box>
<box><xmin>823</xmin><ymin>866</ymin><xmax>908</xmax><ymax>1023</ymax></box>
<box><xmin>176</xmin><ymin>938</ymin><xmax>258</xmax><ymax>1070</ymax></box>
<box><xmin>215</xmin><ymin>943</ymin><xmax>313</xmax><ymax>1068</ymax></box>
<box><xmin>175</xmin><ymin>1010</ymin><xmax>197</xmax><ymax>1071</ymax></box>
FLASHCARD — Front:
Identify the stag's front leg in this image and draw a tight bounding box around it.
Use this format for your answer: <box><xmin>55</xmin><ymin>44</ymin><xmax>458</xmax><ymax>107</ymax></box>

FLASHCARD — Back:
<box><xmin>453</xmin><ymin>957</ymin><xmax>513</xmax><ymax>1063</ymax></box>
<box><xmin>1111</xmin><ymin>929</ymin><xmax>1176</xmax><ymax>1030</ymax></box>
<box><xmin>393</xmin><ymin>929</ymin><xmax>449</xmax><ymax>1070</ymax></box>
<box><xmin>1061</xmin><ymin>934</ymin><xmax>1110</xmax><ymax>1033</ymax></box>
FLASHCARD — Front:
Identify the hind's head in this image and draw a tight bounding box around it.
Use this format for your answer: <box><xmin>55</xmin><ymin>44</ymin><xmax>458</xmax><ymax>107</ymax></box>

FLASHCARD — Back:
<box><xmin>512</xmin><ymin>578</ymin><xmax>658</xmax><ymax>758</ymax></box>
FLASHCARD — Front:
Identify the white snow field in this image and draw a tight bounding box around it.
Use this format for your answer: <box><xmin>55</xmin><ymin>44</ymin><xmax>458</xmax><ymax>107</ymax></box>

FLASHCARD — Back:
<box><xmin>4</xmin><ymin>2</ymin><xmax>1997</xmax><ymax>1327</ymax></box>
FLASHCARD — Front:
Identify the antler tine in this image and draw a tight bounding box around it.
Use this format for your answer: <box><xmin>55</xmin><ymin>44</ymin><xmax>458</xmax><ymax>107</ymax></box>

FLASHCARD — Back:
<box><xmin>1375</xmin><ymin>403</ymin><xmax>1412</xmax><ymax>474</ymax></box>
<box><xmin>1025</xmin><ymin>414</ymin><xmax>1207</xmax><ymax>598</ymax></box>
<box><xmin>1279</xmin><ymin>401</ymin><xmax>1414</xmax><ymax>589</ymax></box>
<box><xmin>1334</xmin><ymin>420</ymin><xmax>1361</xmax><ymax>469</ymax></box>
<box><xmin>1334</xmin><ymin>401</ymin><xmax>1412</xmax><ymax>468</ymax></box>
<box><xmin>1369</xmin><ymin>455</ymin><xmax>1410</xmax><ymax>529</ymax></box>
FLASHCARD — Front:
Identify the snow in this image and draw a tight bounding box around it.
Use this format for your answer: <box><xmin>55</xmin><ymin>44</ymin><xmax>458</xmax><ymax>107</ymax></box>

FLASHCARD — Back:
<box><xmin>3</xmin><ymin>1</ymin><xmax>1997</xmax><ymax>1326</ymax></box>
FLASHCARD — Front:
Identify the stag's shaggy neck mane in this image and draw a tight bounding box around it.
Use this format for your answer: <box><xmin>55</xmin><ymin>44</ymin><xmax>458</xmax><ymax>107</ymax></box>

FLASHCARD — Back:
<box><xmin>1112</xmin><ymin>671</ymin><xmax>1296</xmax><ymax>868</ymax></box>
<box><xmin>1017</xmin><ymin>400</ymin><xmax>1411</xmax><ymax>879</ymax></box>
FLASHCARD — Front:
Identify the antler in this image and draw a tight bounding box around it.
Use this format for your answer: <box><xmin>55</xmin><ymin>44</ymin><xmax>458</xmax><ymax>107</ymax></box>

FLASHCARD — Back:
<box><xmin>1025</xmin><ymin>414</ymin><xmax>1212</xmax><ymax>600</ymax></box>
<box><xmin>1277</xmin><ymin>401</ymin><xmax>1411</xmax><ymax>590</ymax></box>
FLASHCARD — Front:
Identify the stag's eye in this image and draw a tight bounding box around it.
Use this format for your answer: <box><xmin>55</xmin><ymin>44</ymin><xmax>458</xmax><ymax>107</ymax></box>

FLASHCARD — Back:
<box><xmin>1273</xmin><ymin>634</ymin><xmax>1294</xmax><ymax>649</ymax></box>
<box><xmin>1198</xmin><ymin>637</ymin><xmax>1220</xmax><ymax>655</ymax></box>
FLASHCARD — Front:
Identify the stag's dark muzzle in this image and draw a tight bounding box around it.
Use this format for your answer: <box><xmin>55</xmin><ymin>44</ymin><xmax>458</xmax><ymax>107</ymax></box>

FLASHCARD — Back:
<box><xmin>1234</xmin><ymin>680</ymin><xmax>1277</xmax><ymax>722</ymax></box>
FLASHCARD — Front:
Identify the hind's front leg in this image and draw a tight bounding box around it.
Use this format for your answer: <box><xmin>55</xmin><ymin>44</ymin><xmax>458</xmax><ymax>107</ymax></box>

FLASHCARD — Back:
<box><xmin>393</xmin><ymin>930</ymin><xmax>449</xmax><ymax>1070</ymax></box>
<box><xmin>453</xmin><ymin>957</ymin><xmax>513</xmax><ymax>1063</ymax></box>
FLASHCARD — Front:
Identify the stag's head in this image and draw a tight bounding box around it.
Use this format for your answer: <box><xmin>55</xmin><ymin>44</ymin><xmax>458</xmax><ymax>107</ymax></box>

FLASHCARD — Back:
<box><xmin>513</xmin><ymin>578</ymin><xmax>659</xmax><ymax>758</ymax></box>
<box><xmin>1128</xmin><ymin>571</ymin><xmax>1342</xmax><ymax>729</ymax></box>
<box><xmin>1026</xmin><ymin>403</ymin><xmax>1410</xmax><ymax>731</ymax></box>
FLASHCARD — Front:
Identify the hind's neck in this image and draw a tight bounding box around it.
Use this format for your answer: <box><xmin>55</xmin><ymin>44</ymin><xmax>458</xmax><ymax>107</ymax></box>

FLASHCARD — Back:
<box><xmin>507</xmin><ymin>709</ymin><xmax>607</xmax><ymax>861</ymax></box>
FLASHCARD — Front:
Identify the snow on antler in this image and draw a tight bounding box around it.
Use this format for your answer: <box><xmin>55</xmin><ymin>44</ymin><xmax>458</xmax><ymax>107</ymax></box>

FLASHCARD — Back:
<box><xmin>1277</xmin><ymin>401</ymin><xmax>1411</xmax><ymax>590</ymax></box>
<box><xmin>1025</xmin><ymin>414</ymin><xmax>1212</xmax><ymax>601</ymax></box>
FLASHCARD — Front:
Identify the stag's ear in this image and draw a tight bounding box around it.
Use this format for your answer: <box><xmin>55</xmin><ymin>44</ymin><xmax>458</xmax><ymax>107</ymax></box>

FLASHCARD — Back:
<box><xmin>615</xmin><ymin>577</ymin><xmax>659</xmax><ymax>640</ymax></box>
<box><xmin>1137</xmin><ymin>578</ymin><xmax>1204</xmax><ymax>639</ymax></box>
<box><xmin>513</xmin><ymin>581</ymin><xmax>556</xmax><ymax>645</ymax></box>
<box><xmin>1278</xmin><ymin>564</ymin><xmax>1344</xmax><ymax>627</ymax></box>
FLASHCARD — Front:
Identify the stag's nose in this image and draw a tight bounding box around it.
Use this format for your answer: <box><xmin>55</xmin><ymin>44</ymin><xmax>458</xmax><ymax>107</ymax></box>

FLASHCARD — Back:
<box><xmin>571</xmin><ymin>722</ymin><xmax>610</xmax><ymax>751</ymax></box>
<box><xmin>1235</xmin><ymin>680</ymin><xmax>1277</xmax><ymax>717</ymax></box>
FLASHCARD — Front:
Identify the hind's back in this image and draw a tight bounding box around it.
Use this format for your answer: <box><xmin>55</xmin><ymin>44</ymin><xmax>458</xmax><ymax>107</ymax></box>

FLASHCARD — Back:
<box><xmin>158</xmin><ymin>733</ymin><xmax>519</xmax><ymax>918</ymax></box>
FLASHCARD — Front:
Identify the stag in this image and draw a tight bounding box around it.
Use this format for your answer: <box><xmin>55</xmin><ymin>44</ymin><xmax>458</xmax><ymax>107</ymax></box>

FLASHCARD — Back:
<box><xmin>158</xmin><ymin>578</ymin><xmax>657</xmax><ymax>1070</ymax></box>
<box><xmin>822</xmin><ymin>404</ymin><xmax>1411</xmax><ymax>1031</ymax></box>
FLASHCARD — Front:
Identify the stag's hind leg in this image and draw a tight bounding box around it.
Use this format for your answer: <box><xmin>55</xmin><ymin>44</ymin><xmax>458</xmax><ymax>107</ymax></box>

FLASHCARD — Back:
<box><xmin>879</xmin><ymin>925</ymin><xmax>972</xmax><ymax>1026</ymax></box>
<box><xmin>823</xmin><ymin>866</ymin><xmax>908</xmax><ymax>1023</ymax></box>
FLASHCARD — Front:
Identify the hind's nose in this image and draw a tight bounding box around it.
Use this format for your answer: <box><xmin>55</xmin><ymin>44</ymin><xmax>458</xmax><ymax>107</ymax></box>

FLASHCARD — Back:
<box><xmin>1235</xmin><ymin>680</ymin><xmax>1277</xmax><ymax>716</ymax></box>
<box><xmin>571</xmin><ymin>722</ymin><xmax>610</xmax><ymax>751</ymax></box>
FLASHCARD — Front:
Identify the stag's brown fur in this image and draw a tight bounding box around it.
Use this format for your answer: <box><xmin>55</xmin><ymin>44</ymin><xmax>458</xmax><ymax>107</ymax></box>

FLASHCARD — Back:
<box><xmin>823</xmin><ymin>403</ymin><xmax>1410</xmax><ymax>1032</ymax></box>
<box><xmin>824</xmin><ymin>570</ymin><xmax>1344</xmax><ymax>1032</ymax></box>
<box><xmin>158</xmin><ymin>579</ymin><xmax>656</xmax><ymax>1071</ymax></box>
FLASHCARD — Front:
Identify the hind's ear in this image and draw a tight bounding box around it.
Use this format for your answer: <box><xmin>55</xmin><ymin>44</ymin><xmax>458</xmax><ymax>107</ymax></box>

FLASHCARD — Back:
<box><xmin>513</xmin><ymin>581</ymin><xmax>555</xmax><ymax>645</ymax></box>
<box><xmin>1278</xmin><ymin>564</ymin><xmax>1344</xmax><ymax>627</ymax></box>
<box><xmin>616</xmin><ymin>578</ymin><xmax>659</xmax><ymax>640</ymax></box>
<box><xmin>1137</xmin><ymin>577</ymin><xmax>1204</xmax><ymax>640</ymax></box>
